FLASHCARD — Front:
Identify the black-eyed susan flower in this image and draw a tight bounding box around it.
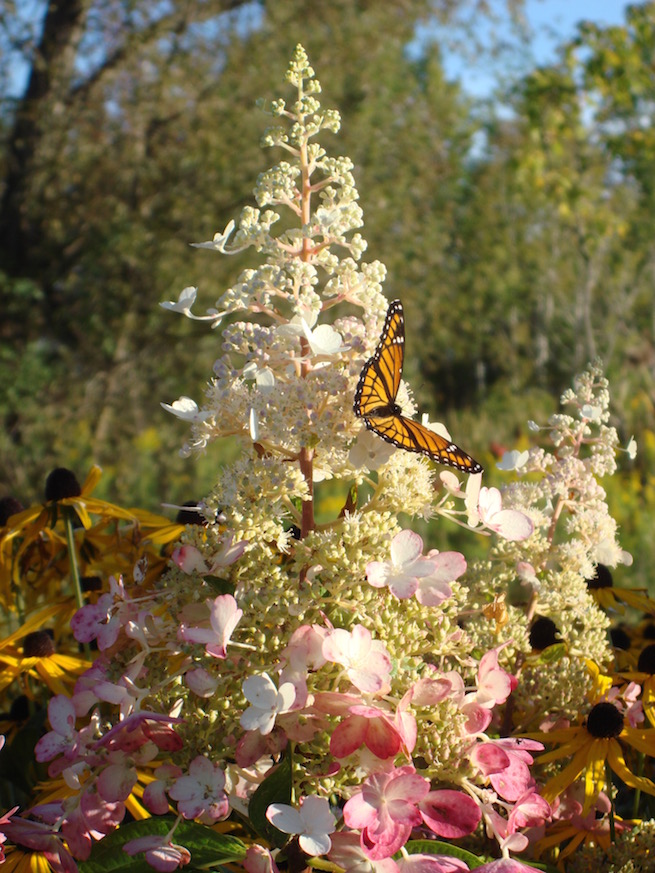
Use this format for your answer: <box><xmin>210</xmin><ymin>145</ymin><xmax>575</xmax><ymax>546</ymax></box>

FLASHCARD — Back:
<box><xmin>0</xmin><ymin>623</ymin><xmax>91</xmax><ymax>699</ymax></box>
<box><xmin>586</xmin><ymin>563</ymin><xmax>655</xmax><ymax>617</ymax></box>
<box><xmin>0</xmin><ymin>467</ymin><xmax>185</xmax><ymax>616</ymax></box>
<box><xmin>2</xmin><ymin>844</ymin><xmax>55</xmax><ymax>873</ymax></box>
<box><xmin>533</xmin><ymin>787</ymin><xmax>631</xmax><ymax>863</ymax></box>
<box><xmin>620</xmin><ymin>643</ymin><xmax>655</xmax><ymax>729</ymax></box>
<box><xmin>528</xmin><ymin>694</ymin><xmax>655</xmax><ymax>814</ymax></box>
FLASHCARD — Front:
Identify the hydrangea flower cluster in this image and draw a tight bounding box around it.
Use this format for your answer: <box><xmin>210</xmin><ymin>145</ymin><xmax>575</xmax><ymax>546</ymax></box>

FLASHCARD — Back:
<box><xmin>2</xmin><ymin>45</ymin><xmax>653</xmax><ymax>873</ymax></box>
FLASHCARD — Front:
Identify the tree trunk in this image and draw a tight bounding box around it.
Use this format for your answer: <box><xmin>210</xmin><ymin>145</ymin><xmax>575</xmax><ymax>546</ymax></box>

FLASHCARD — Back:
<box><xmin>0</xmin><ymin>0</ymin><xmax>84</xmax><ymax>277</ymax></box>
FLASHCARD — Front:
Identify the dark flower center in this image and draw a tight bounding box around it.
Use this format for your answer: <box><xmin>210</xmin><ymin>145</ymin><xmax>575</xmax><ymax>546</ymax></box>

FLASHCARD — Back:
<box><xmin>586</xmin><ymin>564</ymin><xmax>613</xmax><ymax>590</ymax></box>
<box><xmin>23</xmin><ymin>630</ymin><xmax>55</xmax><ymax>658</ymax></box>
<box><xmin>637</xmin><ymin>643</ymin><xmax>655</xmax><ymax>674</ymax></box>
<box><xmin>529</xmin><ymin>616</ymin><xmax>560</xmax><ymax>650</ymax></box>
<box><xmin>81</xmin><ymin>575</ymin><xmax>103</xmax><ymax>592</ymax></box>
<box><xmin>9</xmin><ymin>694</ymin><xmax>30</xmax><ymax>721</ymax></box>
<box><xmin>0</xmin><ymin>496</ymin><xmax>24</xmax><ymax>526</ymax></box>
<box><xmin>586</xmin><ymin>702</ymin><xmax>624</xmax><ymax>738</ymax></box>
<box><xmin>175</xmin><ymin>501</ymin><xmax>208</xmax><ymax>526</ymax></box>
<box><xmin>643</xmin><ymin>622</ymin><xmax>655</xmax><ymax>641</ymax></box>
<box><xmin>610</xmin><ymin>627</ymin><xmax>630</xmax><ymax>651</ymax></box>
<box><xmin>45</xmin><ymin>468</ymin><xmax>82</xmax><ymax>501</ymax></box>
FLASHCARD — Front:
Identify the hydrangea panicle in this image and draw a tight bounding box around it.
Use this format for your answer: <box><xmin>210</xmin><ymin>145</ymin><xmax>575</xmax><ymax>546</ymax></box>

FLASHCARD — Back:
<box><xmin>13</xmin><ymin>47</ymin><xmax>648</xmax><ymax>873</ymax></box>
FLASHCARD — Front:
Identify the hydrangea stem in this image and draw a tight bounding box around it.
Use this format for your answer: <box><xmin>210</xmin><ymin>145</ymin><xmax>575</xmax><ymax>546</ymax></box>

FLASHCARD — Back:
<box><xmin>299</xmin><ymin>445</ymin><xmax>315</xmax><ymax>537</ymax></box>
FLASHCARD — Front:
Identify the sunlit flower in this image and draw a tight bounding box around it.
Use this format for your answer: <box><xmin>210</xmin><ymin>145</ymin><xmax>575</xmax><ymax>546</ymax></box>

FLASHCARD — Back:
<box><xmin>322</xmin><ymin>625</ymin><xmax>391</xmax><ymax>694</ymax></box>
<box><xmin>266</xmin><ymin>796</ymin><xmax>336</xmax><ymax>856</ymax></box>
<box><xmin>240</xmin><ymin>674</ymin><xmax>296</xmax><ymax>735</ymax></box>
<box><xmin>528</xmin><ymin>695</ymin><xmax>655</xmax><ymax>812</ymax></box>
<box><xmin>0</xmin><ymin>625</ymin><xmax>90</xmax><ymax>698</ymax></box>
<box><xmin>366</xmin><ymin>530</ymin><xmax>442</xmax><ymax>600</ymax></box>
<box><xmin>585</xmin><ymin>563</ymin><xmax>655</xmax><ymax>616</ymax></box>
<box><xmin>533</xmin><ymin>787</ymin><xmax>630</xmax><ymax>864</ymax></box>
<box><xmin>168</xmin><ymin>756</ymin><xmax>229</xmax><ymax>823</ymax></box>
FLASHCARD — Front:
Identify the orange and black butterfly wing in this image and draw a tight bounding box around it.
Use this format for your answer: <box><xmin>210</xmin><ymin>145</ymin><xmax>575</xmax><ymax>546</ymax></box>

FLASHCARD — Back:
<box><xmin>354</xmin><ymin>299</ymin><xmax>483</xmax><ymax>474</ymax></box>
<box><xmin>353</xmin><ymin>300</ymin><xmax>404</xmax><ymax>418</ymax></box>
<box><xmin>381</xmin><ymin>415</ymin><xmax>484</xmax><ymax>473</ymax></box>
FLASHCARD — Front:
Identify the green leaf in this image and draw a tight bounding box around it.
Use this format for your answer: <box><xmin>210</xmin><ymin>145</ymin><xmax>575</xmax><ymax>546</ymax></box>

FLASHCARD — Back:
<box><xmin>79</xmin><ymin>817</ymin><xmax>246</xmax><ymax>873</ymax></box>
<box><xmin>403</xmin><ymin>839</ymin><xmax>484</xmax><ymax>867</ymax></box>
<box><xmin>203</xmin><ymin>576</ymin><xmax>236</xmax><ymax>595</ymax></box>
<box><xmin>248</xmin><ymin>753</ymin><xmax>292</xmax><ymax>847</ymax></box>
<box><xmin>537</xmin><ymin>643</ymin><xmax>568</xmax><ymax>664</ymax></box>
<box><xmin>404</xmin><ymin>842</ymin><xmax>554</xmax><ymax>871</ymax></box>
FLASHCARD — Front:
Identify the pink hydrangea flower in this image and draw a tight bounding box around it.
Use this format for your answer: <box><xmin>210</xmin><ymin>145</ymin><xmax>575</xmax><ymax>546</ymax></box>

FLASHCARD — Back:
<box><xmin>472</xmin><ymin>647</ymin><xmax>517</xmax><ymax>709</ymax></box>
<box><xmin>124</xmin><ymin>834</ymin><xmax>191</xmax><ymax>872</ymax></box>
<box><xmin>178</xmin><ymin>593</ymin><xmax>243</xmax><ymax>658</ymax></box>
<box><xmin>2</xmin><ymin>816</ymin><xmax>78</xmax><ymax>873</ymax></box>
<box><xmin>416</xmin><ymin>549</ymin><xmax>465</xmax><ymax>606</ymax></box>
<box><xmin>366</xmin><ymin>530</ymin><xmax>438</xmax><ymax>599</ymax></box>
<box><xmin>266</xmin><ymin>795</ymin><xmax>336</xmax><ymax>856</ymax></box>
<box><xmin>343</xmin><ymin>765</ymin><xmax>431</xmax><ymax>860</ymax></box>
<box><xmin>244</xmin><ymin>845</ymin><xmax>280</xmax><ymax>873</ymax></box>
<box><xmin>322</xmin><ymin>625</ymin><xmax>391</xmax><ymax>694</ymax></box>
<box><xmin>172</xmin><ymin>534</ymin><xmax>246</xmax><ymax>575</ymax></box>
<box><xmin>328</xmin><ymin>703</ymin><xmax>407</xmax><ymax>760</ymax></box>
<box><xmin>168</xmin><ymin>756</ymin><xmax>229</xmax><ymax>823</ymax></box>
<box><xmin>62</xmin><ymin>791</ymin><xmax>125</xmax><ymax>859</ymax></box>
<box><xmin>471</xmin><ymin>738</ymin><xmax>543</xmax><ymax>801</ymax></box>
<box><xmin>71</xmin><ymin>592</ymin><xmax>122</xmax><ymax>650</ymax></box>
<box><xmin>476</xmin><ymin>487</ymin><xmax>534</xmax><ymax>541</ymax></box>
<box><xmin>418</xmin><ymin>789</ymin><xmax>481</xmax><ymax>838</ymax></box>
<box><xmin>143</xmin><ymin>764</ymin><xmax>183</xmax><ymax>815</ymax></box>
<box><xmin>328</xmin><ymin>832</ymin><xmax>400</xmax><ymax>872</ymax></box>
<box><xmin>240</xmin><ymin>673</ymin><xmax>296</xmax><ymax>735</ymax></box>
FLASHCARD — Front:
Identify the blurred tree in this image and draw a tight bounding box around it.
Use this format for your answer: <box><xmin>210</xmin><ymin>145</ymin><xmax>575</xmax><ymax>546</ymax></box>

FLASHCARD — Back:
<box><xmin>422</xmin><ymin>3</ymin><xmax>655</xmax><ymax>445</ymax></box>
<box><xmin>0</xmin><ymin>0</ymin><xmax>515</xmax><ymax>504</ymax></box>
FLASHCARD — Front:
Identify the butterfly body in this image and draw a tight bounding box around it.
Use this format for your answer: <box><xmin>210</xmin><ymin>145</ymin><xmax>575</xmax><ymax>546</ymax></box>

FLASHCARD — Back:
<box><xmin>353</xmin><ymin>300</ymin><xmax>483</xmax><ymax>474</ymax></box>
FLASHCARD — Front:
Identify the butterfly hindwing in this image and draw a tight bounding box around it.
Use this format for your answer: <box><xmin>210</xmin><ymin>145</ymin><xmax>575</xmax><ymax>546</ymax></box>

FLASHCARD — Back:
<box><xmin>353</xmin><ymin>299</ymin><xmax>483</xmax><ymax>474</ymax></box>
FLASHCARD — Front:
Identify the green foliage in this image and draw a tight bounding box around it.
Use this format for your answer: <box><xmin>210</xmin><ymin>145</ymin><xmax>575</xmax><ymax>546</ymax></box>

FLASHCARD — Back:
<box><xmin>78</xmin><ymin>818</ymin><xmax>246</xmax><ymax>873</ymax></box>
<box><xmin>1</xmin><ymin>0</ymin><xmax>655</xmax><ymax>587</ymax></box>
<box><xmin>248</xmin><ymin>752</ymin><xmax>293</xmax><ymax>848</ymax></box>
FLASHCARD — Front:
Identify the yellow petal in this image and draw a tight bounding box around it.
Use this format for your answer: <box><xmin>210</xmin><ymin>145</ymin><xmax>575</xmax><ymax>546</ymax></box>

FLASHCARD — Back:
<box><xmin>533</xmin><ymin>825</ymin><xmax>576</xmax><ymax>854</ymax></box>
<box><xmin>524</xmin><ymin>726</ymin><xmax>584</xmax><ymax>746</ymax></box>
<box><xmin>65</xmin><ymin>499</ymin><xmax>92</xmax><ymax>529</ymax></box>
<box><xmin>77</xmin><ymin>496</ymin><xmax>138</xmax><ymax>522</ymax></box>
<box><xmin>540</xmin><ymin>737</ymin><xmax>600</xmax><ymax>803</ymax></box>
<box><xmin>81</xmin><ymin>465</ymin><xmax>103</xmax><ymax>495</ymax></box>
<box><xmin>622</xmin><ymin>725</ymin><xmax>655</xmax><ymax>757</ymax></box>
<box><xmin>0</xmin><ymin>603</ymin><xmax>71</xmax><ymax>647</ymax></box>
<box><xmin>607</xmin><ymin>738</ymin><xmax>655</xmax><ymax>796</ymax></box>
<box><xmin>143</xmin><ymin>523</ymin><xmax>186</xmax><ymax>546</ymax></box>
<box><xmin>52</xmin><ymin>653</ymin><xmax>93</xmax><ymax>672</ymax></box>
<box><xmin>583</xmin><ymin>738</ymin><xmax>609</xmax><ymax>814</ymax></box>
<box><xmin>613</xmin><ymin>587</ymin><xmax>655</xmax><ymax>616</ymax></box>
<box><xmin>558</xmin><ymin>830</ymin><xmax>586</xmax><ymax>860</ymax></box>
<box><xmin>535</xmin><ymin>728</ymin><xmax>591</xmax><ymax>764</ymax></box>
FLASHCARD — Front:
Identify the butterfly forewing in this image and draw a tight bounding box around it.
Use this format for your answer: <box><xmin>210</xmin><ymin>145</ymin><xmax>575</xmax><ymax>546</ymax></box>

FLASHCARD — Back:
<box><xmin>353</xmin><ymin>299</ymin><xmax>483</xmax><ymax>474</ymax></box>
<box><xmin>354</xmin><ymin>301</ymin><xmax>404</xmax><ymax>417</ymax></box>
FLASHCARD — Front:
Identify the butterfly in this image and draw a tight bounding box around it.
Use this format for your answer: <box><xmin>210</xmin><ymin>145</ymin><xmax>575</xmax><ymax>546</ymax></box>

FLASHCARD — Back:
<box><xmin>353</xmin><ymin>300</ymin><xmax>483</xmax><ymax>474</ymax></box>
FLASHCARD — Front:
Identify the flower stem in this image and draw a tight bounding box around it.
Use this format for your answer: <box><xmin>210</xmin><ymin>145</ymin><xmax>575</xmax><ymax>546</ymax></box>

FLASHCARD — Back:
<box><xmin>605</xmin><ymin>759</ymin><xmax>616</xmax><ymax>843</ymax></box>
<box><xmin>63</xmin><ymin>508</ymin><xmax>91</xmax><ymax>658</ymax></box>
<box><xmin>633</xmin><ymin>752</ymin><xmax>644</xmax><ymax>819</ymax></box>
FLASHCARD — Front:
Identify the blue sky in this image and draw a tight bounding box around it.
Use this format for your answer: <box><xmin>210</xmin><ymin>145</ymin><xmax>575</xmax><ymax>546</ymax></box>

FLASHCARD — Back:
<box><xmin>439</xmin><ymin>0</ymin><xmax>630</xmax><ymax>96</ymax></box>
<box><xmin>9</xmin><ymin>1</ymin><xmax>630</xmax><ymax>100</ymax></box>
